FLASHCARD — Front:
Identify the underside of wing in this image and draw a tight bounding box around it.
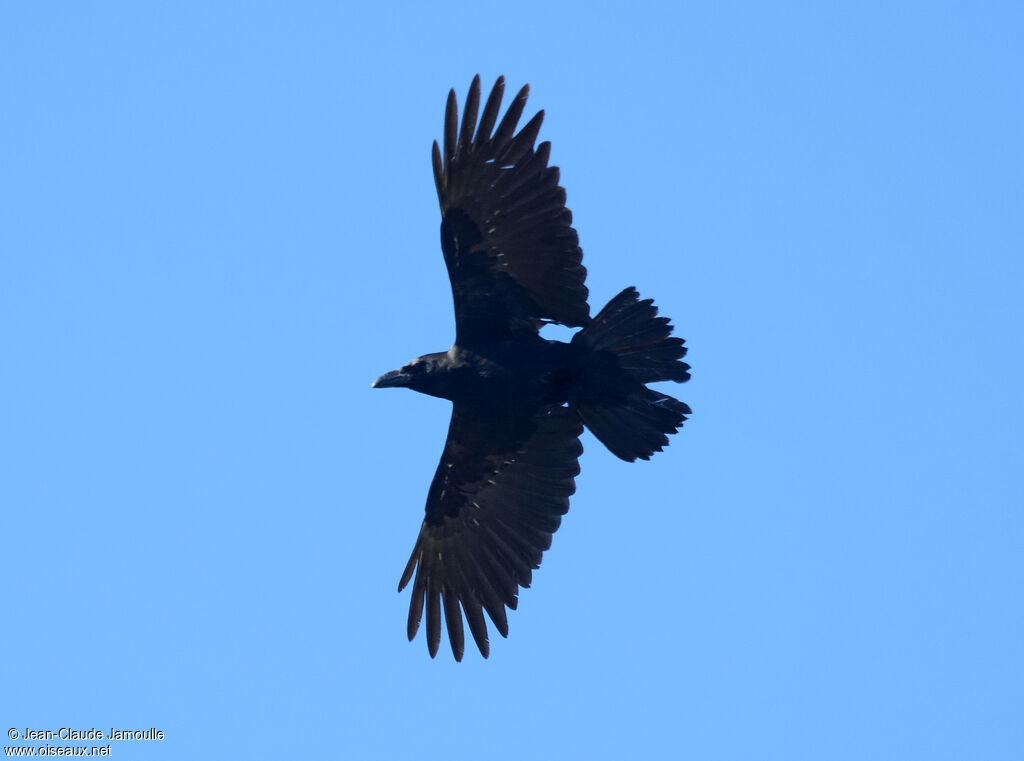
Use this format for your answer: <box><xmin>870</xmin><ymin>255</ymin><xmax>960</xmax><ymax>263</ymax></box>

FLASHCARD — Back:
<box><xmin>434</xmin><ymin>75</ymin><xmax>590</xmax><ymax>342</ymax></box>
<box><xmin>398</xmin><ymin>403</ymin><xmax>584</xmax><ymax>660</ymax></box>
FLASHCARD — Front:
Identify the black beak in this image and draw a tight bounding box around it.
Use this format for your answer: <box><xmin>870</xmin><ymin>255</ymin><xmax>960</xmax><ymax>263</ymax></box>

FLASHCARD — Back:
<box><xmin>372</xmin><ymin>369</ymin><xmax>412</xmax><ymax>389</ymax></box>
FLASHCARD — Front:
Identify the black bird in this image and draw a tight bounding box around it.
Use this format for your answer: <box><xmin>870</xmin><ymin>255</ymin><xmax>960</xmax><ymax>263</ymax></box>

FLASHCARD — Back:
<box><xmin>373</xmin><ymin>75</ymin><xmax>691</xmax><ymax>660</ymax></box>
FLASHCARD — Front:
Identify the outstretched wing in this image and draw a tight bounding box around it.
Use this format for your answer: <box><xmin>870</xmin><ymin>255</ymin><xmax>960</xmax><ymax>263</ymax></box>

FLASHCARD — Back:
<box><xmin>434</xmin><ymin>75</ymin><xmax>590</xmax><ymax>343</ymax></box>
<box><xmin>398</xmin><ymin>403</ymin><xmax>584</xmax><ymax>660</ymax></box>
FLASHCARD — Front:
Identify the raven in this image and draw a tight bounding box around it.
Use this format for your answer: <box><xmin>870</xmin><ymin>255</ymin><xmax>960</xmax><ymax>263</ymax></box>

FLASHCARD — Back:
<box><xmin>373</xmin><ymin>75</ymin><xmax>691</xmax><ymax>660</ymax></box>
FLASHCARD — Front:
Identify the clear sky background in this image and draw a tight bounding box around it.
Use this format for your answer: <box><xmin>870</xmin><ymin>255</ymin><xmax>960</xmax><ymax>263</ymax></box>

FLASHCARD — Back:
<box><xmin>2</xmin><ymin>2</ymin><xmax>1021</xmax><ymax>759</ymax></box>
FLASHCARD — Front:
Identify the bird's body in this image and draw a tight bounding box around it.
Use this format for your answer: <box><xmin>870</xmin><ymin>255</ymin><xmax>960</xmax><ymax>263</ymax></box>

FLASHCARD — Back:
<box><xmin>373</xmin><ymin>76</ymin><xmax>692</xmax><ymax>660</ymax></box>
<box><xmin>377</xmin><ymin>338</ymin><xmax>576</xmax><ymax>405</ymax></box>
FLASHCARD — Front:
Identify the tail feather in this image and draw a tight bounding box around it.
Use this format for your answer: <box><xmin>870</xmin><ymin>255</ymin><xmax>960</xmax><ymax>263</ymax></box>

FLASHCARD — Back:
<box><xmin>572</xmin><ymin>287</ymin><xmax>691</xmax><ymax>462</ymax></box>
<box><xmin>575</xmin><ymin>287</ymin><xmax>691</xmax><ymax>384</ymax></box>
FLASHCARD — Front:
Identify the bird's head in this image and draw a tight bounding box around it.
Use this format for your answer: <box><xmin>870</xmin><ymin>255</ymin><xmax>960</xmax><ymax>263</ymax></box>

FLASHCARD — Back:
<box><xmin>372</xmin><ymin>352</ymin><xmax>451</xmax><ymax>398</ymax></box>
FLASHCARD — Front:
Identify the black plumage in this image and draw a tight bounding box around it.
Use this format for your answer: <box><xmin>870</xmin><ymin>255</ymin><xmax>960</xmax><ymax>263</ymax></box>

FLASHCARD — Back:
<box><xmin>372</xmin><ymin>75</ymin><xmax>692</xmax><ymax>660</ymax></box>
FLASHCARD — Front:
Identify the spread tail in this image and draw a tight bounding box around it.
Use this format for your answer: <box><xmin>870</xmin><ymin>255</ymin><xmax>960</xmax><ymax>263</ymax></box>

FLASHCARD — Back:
<box><xmin>572</xmin><ymin>287</ymin><xmax>691</xmax><ymax>462</ymax></box>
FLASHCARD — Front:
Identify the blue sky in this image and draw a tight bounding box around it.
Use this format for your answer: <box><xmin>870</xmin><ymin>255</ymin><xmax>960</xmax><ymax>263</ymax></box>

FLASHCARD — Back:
<box><xmin>2</xmin><ymin>2</ymin><xmax>1021</xmax><ymax>759</ymax></box>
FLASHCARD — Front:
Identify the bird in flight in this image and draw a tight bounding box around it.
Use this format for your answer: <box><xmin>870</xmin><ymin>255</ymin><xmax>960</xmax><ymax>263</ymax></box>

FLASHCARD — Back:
<box><xmin>373</xmin><ymin>75</ymin><xmax>691</xmax><ymax>660</ymax></box>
